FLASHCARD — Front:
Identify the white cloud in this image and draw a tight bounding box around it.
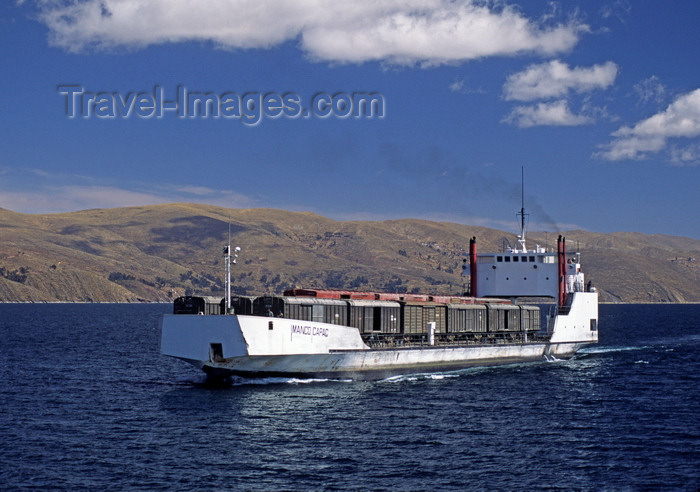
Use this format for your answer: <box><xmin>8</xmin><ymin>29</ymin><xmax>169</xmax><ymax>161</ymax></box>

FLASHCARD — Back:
<box><xmin>503</xmin><ymin>100</ymin><xmax>593</xmax><ymax>128</ymax></box>
<box><xmin>175</xmin><ymin>186</ymin><xmax>219</xmax><ymax>196</ymax></box>
<box><xmin>27</xmin><ymin>168</ymin><xmax>57</xmax><ymax>178</ymax></box>
<box><xmin>669</xmin><ymin>144</ymin><xmax>700</xmax><ymax>166</ymax></box>
<box><xmin>597</xmin><ymin>88</ymin><xmax>700</xmax><ymax>161</ymax></box>
<box><xmin>0</xmin><ymin>186</ymin><xmax>170</xmax><ymax>213</ymax></box>
<box><xmin>0</xmin><ymin>170</ymin><xmax>256</xmax><ymax>213</ymax></box>
<box><xmin>448</xmin><ymin>78</ymin><xmax>485</xmax><ymax>94</ymax></box>
<box><xmin>449</xmin><ymin>79</ymin><xmax>465</xmax><ymax>92</ymax></box>
<box><xmin>633</xmin><ymin>75</ymin><xmax>667</xmax><ymax>105</ymax></box>
<box><xmin>503</xmin><ymin>60</ymin><xmax>618</xmax><ymax>101</ymax></box>
<box><xmin>37</xmin><ymin>0</ymin><xmax>585</xmax><ymax>65</ymax></box>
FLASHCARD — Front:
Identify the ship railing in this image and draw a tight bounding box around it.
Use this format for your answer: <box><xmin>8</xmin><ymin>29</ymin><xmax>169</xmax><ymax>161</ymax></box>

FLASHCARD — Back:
<box><xmin>362</xmin><ymin>331</ymin><xmax>550</xmax><ymax>349</ymax></box>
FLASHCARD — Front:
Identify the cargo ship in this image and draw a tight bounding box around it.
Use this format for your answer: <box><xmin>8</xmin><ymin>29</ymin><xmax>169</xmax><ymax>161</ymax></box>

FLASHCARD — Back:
<box><xmin>160</xmin><ymin>221</ymin><xmax>599</xmax><ymax>380</ymax></box>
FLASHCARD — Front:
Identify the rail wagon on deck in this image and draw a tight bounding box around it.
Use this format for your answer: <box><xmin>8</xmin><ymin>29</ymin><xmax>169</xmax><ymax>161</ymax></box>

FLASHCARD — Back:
<box><xmin>179</xmin><ymin>291</ymin><xmax>543</xmax><ymax>341</ymax></box>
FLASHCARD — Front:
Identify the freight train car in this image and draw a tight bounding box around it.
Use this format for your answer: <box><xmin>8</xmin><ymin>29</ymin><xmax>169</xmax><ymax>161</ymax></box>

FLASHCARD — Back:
<box><xmin>180</xmin><ymin>293</ymin><xmax>543</xmax><ymax>343</ymax></box>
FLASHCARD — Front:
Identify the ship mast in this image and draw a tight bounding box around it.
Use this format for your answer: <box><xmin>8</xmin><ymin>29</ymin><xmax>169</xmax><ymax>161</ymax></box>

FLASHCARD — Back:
<box><xmin>223</xmin><ymin>221</ymin><xmax>240</xmax><ymax>314</ymax></box>
<box><xmin>224</xmin><ymin>223</ymin><xmax>231</xmax><ymax>312</ymax></box>
<box><xmin>516</xmin><ymin>167</ymin><xmax>529</xmax><ymax>252</ymax></box>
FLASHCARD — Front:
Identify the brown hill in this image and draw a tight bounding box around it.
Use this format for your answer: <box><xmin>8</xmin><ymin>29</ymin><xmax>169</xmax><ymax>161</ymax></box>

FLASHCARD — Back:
<box><xmin>0</xmin><ymin>204</ymin><xmax>698</xmax><ymax>303</ymax></box>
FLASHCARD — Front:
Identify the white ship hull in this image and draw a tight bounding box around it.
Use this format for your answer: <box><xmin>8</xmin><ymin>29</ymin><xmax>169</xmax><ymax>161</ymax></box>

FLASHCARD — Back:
<box><xmin>160</xmin><ymin>291</ymin><xmax>598</xmax><ymax>380</ymax></box>
<box><xmin>196</xmin><ymin>342</ymin><xmax>589</xmax><ymax>380</ymax></box>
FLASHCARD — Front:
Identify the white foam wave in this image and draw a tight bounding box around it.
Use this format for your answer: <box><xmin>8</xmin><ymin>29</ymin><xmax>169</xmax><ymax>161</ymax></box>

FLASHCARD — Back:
<box><xmin>224</xmin><ymin>376</ymin><xmax>352</xmax><ymax>386</ymax></box>
<box><xmin>381</xmin><ymin>371</ymin><xmax>462</xmax><ymax>383</ymax></box>
<box><xmin>579</xmin><ymin>345</ymin><xmax>647</xmax><ymax>355</ymax></box>
<box><xmin>543</xmin><ymin>354</ymin><xmax>563</xmax><ymax>362</ymax></box>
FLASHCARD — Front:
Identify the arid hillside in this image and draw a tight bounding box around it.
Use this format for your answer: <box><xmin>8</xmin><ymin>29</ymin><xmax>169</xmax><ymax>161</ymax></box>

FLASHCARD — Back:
<box><xmin>1</xmin><ymin>204</ymin><xmax>698</xmax><ymax>303</ymax></box>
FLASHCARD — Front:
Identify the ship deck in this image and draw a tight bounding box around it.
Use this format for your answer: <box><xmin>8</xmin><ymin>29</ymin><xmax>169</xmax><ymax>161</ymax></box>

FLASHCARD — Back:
<box><xmin>360</xmin><ymin>331</ymin><xmax>551</xmax><ymax>350</ymax></box>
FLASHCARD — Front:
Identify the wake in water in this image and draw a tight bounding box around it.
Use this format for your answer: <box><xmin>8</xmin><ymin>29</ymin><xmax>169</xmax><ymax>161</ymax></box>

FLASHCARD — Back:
<box><xmin>381</xmin><ymin>372</ymin><xmax>463</xmax><ymax>383</ymax></box>
<box><xmin>194</xmin><ymin>374</ymin><xmax>354</xmax><ymax>387</ymax></box>
<box><xmin>579</xmin><ymin>345</ymin><xmax>649</xmax><ymax>355</ymax></box>
<box><xmin>582</xmin><ymin>333</ymin><xmax>699</xmax><ymax>357</ymax></box>
<box><xmin>379</xmin><ymin>359</ymin><xmax>559</xmax><ymax>383</ymax></box>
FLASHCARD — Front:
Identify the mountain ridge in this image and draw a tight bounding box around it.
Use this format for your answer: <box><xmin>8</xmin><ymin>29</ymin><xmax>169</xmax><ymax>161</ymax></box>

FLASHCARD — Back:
<box><xmin>1</xmin><ymin>203</ymin><xmax>699</xmax><ymax>303</ymax></box>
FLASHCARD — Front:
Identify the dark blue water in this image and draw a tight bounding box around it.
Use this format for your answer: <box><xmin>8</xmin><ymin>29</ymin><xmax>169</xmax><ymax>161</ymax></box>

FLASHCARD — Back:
<box><xmin>1</xmin><ymin>304</ymin><xmax>698</xmax><ymax>490</ymax></box>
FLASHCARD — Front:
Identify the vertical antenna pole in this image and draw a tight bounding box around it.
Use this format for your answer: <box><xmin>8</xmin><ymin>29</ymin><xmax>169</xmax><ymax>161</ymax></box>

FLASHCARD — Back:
<box><xmin>558</xmin><ymin>235</ymin><xmax>566</xmax><ymax>307</ymax></box>
<box><xmin>515</xmin><ymin>167</ymin><xmax>528</xmax><ymax>252</ymax></box>
<box><xmin>225</xmin><ymin>222</ymin><xmax>231</xmax><ymax>313</ymax></box>
<box><xmin>469</xmin><ymin>237</ymin><xmax>478</xmax><ymax>298</ymax></box>
<box><xmin>223</xmin><ymin>219</ymin><xmax>241</xmax><ymax>314</ymax></box>
<box><xmin>519</xmin><ymin>167</ymin><xmax>526</xmax><ymax>251</ymax></box>
<box><xmin>520</xmin><ymin>167</ymin><xmax>525</xmax><ymax>239</ymax></box>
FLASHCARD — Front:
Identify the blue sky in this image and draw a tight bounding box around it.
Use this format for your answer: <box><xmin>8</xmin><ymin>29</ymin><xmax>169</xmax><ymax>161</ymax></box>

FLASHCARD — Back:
<box><xmin>1</xmin><ymin>1</ymin><xmax>699</xmax><ymax>239</ymax></box>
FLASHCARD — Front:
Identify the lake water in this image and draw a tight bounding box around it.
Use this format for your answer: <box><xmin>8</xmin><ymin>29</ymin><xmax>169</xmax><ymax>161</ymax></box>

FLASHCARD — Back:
<box><xmin>1</xmin><ymin>303</ymin><xmax>698</xmax><ymax>490</ymax></box>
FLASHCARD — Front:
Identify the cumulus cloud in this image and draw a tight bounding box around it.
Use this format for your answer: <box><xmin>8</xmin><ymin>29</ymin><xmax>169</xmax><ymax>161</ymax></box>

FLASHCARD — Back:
<box><xmin>500</xmin><ymin>59</ymin><xmax>617</xmax><ymax>127</ymax></box>
<box><xmin>503</xmin><ymin>60</ymin><xmax>618</xmax><ymax>101</ymax></box>
<box><xmin>597</xmin><ymin>88</ymin><xmax>700</xmax><ymax>161</ymax></box>
<box><xmin>503</xmin><ymin>99</ymin><xmax>593</xmax><ymax>128</ymax></box>
<box><xmin>36</xmin><ymin>0</ymin><xmax>585</xmax><ymax>65</ymax></box>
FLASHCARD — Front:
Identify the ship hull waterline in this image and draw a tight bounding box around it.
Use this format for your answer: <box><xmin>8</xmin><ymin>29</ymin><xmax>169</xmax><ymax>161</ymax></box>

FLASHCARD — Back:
<box><xmin>185</xmin><ymin>341</ymin><xmax>590</xmax><ymax>381</ymax></box>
